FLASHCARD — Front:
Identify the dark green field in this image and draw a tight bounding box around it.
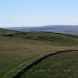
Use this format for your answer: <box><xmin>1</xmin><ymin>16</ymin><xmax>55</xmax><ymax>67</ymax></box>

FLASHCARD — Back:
<box><xmin>0</xmin><ymin>28</ymin><xmax>78</xmax><ymax>78</ymax></box>
<box><xmin>20</xmin><ymin>51</ymin><xmax>78</xmax><ymax>78</ymax></box>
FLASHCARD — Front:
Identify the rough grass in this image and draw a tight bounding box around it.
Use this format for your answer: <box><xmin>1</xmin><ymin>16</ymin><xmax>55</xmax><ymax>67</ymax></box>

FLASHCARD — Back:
<box><xmin>20</xmin><ymin>51</ymin><xmax>78</xmax><ymax>78</ymax></box>
<box><xmin>0</xmin><ymin>29</ymin><xmax>78</xmax><ymax>78</ymax></box>
<box><xmin>3</xmin><ymin>32</ymin><xmax>78</xmax><ymax>46</ymax></box>
<box><xmin>0</xmin><ymin>37</ymin><xmax>72</xmax><ymax>78</ymax></box>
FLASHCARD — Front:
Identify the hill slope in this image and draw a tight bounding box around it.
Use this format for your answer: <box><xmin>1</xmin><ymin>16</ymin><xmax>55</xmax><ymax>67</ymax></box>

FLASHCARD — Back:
<box><xmin>1</xmin><ymin>30</ymin><xmax>78</xmax><ymax>46</ymax></box>
<box><xmin>20</xmin><ymin>50</ymin><xmax>78</xmax><ymax>78</ymax></box>
<box><xmin>0</xmin><ymin>28</ymin><xmax>78</xmax><ymax>78</ymax></box>
<box><xmin>7</xmin><ymin>25</ymin><xmax>78</xmax><ymax>35</ymax></box>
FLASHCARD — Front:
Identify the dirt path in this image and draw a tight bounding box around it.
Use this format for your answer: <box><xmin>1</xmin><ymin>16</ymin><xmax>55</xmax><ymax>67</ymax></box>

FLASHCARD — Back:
<box><xmin>13</xmin><ymin>49</ymin><xmax>78</xmax><ymax>78</ymax></box>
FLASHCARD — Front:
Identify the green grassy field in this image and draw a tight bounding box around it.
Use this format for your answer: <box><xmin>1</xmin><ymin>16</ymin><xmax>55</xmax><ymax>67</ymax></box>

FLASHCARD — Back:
<box><xmin>21</xmin><ymin>51</ymin><xmax>78</xmax><ymax>78</ymax></box>
<box><xmin>0</xmin><ymin>28</ymin><xmax>78</xmax><ymax>78</ymax></box>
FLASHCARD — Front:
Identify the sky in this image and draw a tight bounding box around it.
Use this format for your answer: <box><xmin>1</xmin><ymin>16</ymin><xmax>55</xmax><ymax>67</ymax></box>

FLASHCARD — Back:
<box><xmin>0</xmin><ymin>0</ymin><xmax>78</xmax><ymax>27</ymax></box>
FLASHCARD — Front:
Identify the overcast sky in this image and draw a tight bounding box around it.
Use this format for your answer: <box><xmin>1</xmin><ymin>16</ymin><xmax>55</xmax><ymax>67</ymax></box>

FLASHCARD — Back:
<box><xmin>0</xmin><ymin>0</ymin><xmax>78</xmax><ymax>27</ymax></box>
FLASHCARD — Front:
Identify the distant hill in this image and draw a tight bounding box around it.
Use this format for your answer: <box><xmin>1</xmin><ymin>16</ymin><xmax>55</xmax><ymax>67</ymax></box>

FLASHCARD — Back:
<box><xmin>7</xmin><ymin>25</ymin><xmax>78</xmax><ymax>35</ymax></box>
<box><xmin>0</xmin><ymin>28</ymin><xmax>78</xmax><ymax>46</ymax></box>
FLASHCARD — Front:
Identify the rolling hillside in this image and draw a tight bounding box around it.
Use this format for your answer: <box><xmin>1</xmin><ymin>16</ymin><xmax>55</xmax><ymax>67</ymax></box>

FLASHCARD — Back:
<box><xmin>1</xmin><ymin>30</ymin><xmax>78</xmax><ymax>46</ymax></box>
<box><xmin>0</xmin><ymin>28</ymin><xmax>78</xmax><ymax>78</ymax></box>
<box><xmin>7</xmin><ymin>25</ymin><xmax>78</xmax><ymax>35</ymax></box>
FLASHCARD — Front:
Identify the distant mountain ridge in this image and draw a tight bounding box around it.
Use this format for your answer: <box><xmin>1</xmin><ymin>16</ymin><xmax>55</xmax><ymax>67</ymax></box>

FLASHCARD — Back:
<box><xmin>7</xmin><ymin>25</ymin><xmax>78</xmax><ymax>35</ymax></box>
